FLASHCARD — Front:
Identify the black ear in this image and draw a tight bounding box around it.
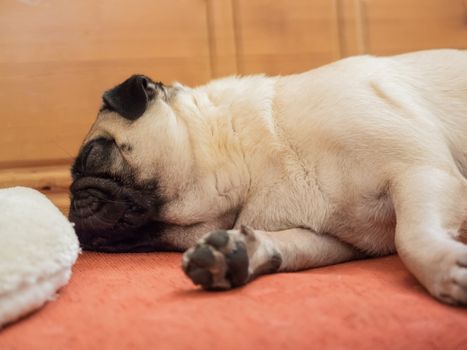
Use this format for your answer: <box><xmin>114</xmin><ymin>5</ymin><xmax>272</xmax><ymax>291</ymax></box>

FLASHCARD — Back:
<box><xmin>102</xmin><ymin>75</ymin><xmax>159</xmax><ymax>120</ymax></box>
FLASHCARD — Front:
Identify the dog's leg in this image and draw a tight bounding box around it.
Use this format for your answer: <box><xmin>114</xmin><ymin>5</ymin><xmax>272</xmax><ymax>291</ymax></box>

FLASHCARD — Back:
<box><xmin>391</xmin><ymin>166</ymin><xmax>467</xmax><ymax>305</ymax></box>
<box><xmin>182</xmin><ymin>226</ymin><xmax>362</xmax><ymax>290</ymax></box>
<box><xmin>152</xmin><ymin>213</ymin><xmax>238</xmax><ymax>252</ymax></box>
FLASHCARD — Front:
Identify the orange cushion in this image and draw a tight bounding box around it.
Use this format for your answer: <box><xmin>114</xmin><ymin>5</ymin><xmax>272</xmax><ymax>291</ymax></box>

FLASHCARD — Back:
<box><xmin>0</xmin><ymin>253</ymin><xmax>466</xmax><ymax>349</ymax></box>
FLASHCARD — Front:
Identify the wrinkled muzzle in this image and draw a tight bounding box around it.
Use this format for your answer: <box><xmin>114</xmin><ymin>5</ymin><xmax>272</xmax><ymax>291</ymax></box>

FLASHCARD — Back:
<box><xmin>69</xmin><ymin>176</ymin><xmax>158</xmax><ymax>251</ymax></box>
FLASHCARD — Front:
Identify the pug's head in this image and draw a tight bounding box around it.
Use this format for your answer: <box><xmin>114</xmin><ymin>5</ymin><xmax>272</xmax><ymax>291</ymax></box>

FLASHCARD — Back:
<box><xmin>69</xmin><ymin>74</ymin><xmax>248</xmax><ymax>252</ymax></box>
<box><xmin>69</xmin><ymin>74</ymin><xmax>236</xmax><ymax>252</ymax></box>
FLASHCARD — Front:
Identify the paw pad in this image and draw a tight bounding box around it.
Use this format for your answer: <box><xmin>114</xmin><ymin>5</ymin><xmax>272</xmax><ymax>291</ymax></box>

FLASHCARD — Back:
<box><xmin>183</xmin><ymin>230</ymin><xmax>250</xmax><ymax>290</ymax></box>
<box><xmin>205</xmin><ymin>230</ymin><xmax>229</xmax><ymax>248</ymax></box>
<box><xmin>225</xmin><ymin>241</ymin><xmax>249</xmax><ymax>287</ymax></box>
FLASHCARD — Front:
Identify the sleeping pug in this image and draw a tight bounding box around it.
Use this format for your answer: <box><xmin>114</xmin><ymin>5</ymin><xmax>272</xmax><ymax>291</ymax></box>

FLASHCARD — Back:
<box><xmin>69</xmin><ymin>49</ymin><xmax>467</xmax><ymax>305</ymax></box>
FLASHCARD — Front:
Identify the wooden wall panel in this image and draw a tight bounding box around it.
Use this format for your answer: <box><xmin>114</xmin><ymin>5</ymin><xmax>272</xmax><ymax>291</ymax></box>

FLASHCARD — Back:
<box><xmin>359</xmin><ymin>0</ymin><xmax>467</xmax><ymax>55</ymax></box>
<box><xmin>0</xmin><ymin>0</ymin><xmax>211</xmax><ymax>167</ymax></box>
<box><xmin>1</xmin><ymin>0</ymin><xmax>467</xmax><ymax>173</ymax></box>
<box><xmin>0</xmin><ymin>164</ymin><xmax>71</xmax><ymax>214</ymax></box>
<box><xmin>337</xmin><ymin>0</ymin><xmax>367</xmax><ymax>56</ymax></box>
<box><xmin>207</xmin><ymin>0</ymin><xmax>238</xmax><ymax>77</ymax></box>
<box><xmin>233</xmin><ymin>0</ymin><xmax>341</xmax><ymax>75</ymax></box>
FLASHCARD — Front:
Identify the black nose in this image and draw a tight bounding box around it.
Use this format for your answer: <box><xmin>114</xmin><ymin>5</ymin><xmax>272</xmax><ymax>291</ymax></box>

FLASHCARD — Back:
<box><xmin>71</xmin><ymin>137</ymin><xmax>114</xmax><ymax>179</ymax></box>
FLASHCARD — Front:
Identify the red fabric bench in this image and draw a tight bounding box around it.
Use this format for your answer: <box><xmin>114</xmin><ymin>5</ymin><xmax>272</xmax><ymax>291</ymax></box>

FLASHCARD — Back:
<box><xmin>1</xmin><ymin>253</ymin><xmax>466</xmax><ymax>349</ymax></box>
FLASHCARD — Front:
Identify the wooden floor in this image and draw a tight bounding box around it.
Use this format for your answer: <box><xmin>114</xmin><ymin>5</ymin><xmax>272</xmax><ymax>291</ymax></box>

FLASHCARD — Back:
<box><xmin>0</xmin><ymin>164</ymin><xmax>71</xmax><ymax>215</ymax></box>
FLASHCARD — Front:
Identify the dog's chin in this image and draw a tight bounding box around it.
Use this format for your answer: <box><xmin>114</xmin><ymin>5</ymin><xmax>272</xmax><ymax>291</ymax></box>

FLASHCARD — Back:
<box><xmin>75</xmin><ymin>222</ymin><xmax>165</xmax><ymax>253</ymax></box>
<box><xmin>69</xmin><ymin>176</ymin><xmax>163</xmax><ymax>252</ymax></box>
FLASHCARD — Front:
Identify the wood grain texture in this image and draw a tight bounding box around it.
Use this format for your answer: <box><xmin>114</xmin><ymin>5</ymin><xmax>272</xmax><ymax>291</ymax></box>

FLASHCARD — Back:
<box><xmin>337</xmin><ymin>0</ymin><xmax>367</xmax><ymax>57</ymax></box>
<box><xmin>0</xmin><ymin>164</ymin><xmax>71</xmax><ymax>214</ymax></box>
<box><xmin>207</xmin><ymin>0</ymin><xmax>238</xmax><ymax>77</ymax></box>
<box><xmin>233</xmin><ymin>0</ymin><xmax>341</xmax><ymax>75</ymax></box>
<box><xmin>0</xmin><ymin>0</ymin><xmax>211</xmax><ymax>167</ymax></box>
<box><xmin>361</xmin><ymin>0</ymin><xmax>467</xmax><ymax>55</ymax></box>
<box><xmin>1</xmin><ymin>0</ymin><xmax>467</xmax><ymax>172</ymax></box>
<box><xmin>0</xmin><ymin>164</ymin><xmax>70</xmax><ymax>190</ymax></box>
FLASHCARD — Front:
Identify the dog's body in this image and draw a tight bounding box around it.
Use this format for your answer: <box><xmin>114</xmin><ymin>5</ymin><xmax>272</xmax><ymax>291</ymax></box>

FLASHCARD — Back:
<box><xmin>69</xmin><ymin>49</ymin><xmax>467</xmax><ymax>305</ymax></box>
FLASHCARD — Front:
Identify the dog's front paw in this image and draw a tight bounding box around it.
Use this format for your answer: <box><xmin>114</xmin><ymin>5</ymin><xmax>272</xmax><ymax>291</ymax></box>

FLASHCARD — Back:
<box><xmin>432</xmin><ymin>254</ymin><xmax>467</xmax><ymax>305</ymax></box>
<box><xmin>182</xmin><ymin>228</ymin><xmax>253</xmax><ymax>290</ymax></box>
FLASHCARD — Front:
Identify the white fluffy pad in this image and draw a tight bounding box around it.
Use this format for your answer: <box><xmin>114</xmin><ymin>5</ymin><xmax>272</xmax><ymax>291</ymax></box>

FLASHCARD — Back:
<box><xmin>0</xmin><ymin>187</ymin><xmax>79</xmax><ymax>328</ymax></box>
